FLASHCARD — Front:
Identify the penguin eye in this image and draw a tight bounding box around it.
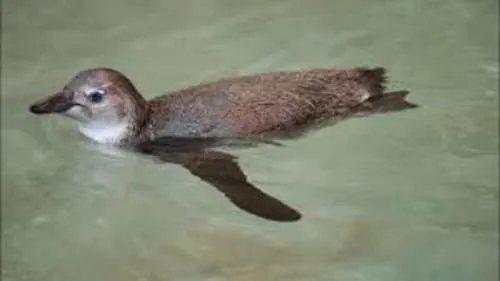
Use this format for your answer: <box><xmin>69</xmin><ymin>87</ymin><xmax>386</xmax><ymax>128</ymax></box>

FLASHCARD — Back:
<box><xmin>87</xmin><ymin>90</ymin><xmax>105</xmax><ymax>103</ymax></box>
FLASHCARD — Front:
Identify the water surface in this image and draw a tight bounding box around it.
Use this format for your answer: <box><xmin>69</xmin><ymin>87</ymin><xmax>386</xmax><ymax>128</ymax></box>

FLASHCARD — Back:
<box><xmin>2</xmin><ymin>0</ymin><xmax>498</xmax><ymax>280</ymax></box>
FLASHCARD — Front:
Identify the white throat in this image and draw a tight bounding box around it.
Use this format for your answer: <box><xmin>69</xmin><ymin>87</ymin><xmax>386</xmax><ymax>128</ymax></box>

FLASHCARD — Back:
<box><xmin>78</xmin><ymin>121</ymin><xmax>130</xmax><ymax>145</ymax></box>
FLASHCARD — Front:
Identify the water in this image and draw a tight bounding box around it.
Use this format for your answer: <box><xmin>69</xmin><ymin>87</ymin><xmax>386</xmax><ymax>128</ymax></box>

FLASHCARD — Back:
<box><xmin>1</xmin><ymin>0</ymin><xmax>498</xmax><ymax>280</ymax></box>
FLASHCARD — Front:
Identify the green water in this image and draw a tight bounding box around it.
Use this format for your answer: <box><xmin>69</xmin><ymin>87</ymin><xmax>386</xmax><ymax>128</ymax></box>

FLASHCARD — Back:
<box><xmin>1</xmin><ymin>0</ymin><xmax>498</xmax><ymax>280</ymax></box>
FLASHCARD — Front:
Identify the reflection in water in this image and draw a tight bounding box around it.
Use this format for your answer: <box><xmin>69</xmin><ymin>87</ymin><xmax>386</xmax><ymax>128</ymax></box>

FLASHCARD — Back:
<box><xmin>135</xmin><ymin>137</ymin><xmax>302</xmax><ymax>221</ymax></box>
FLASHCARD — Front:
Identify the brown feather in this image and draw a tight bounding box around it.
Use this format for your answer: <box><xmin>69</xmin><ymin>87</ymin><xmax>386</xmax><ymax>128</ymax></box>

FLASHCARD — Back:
<box><xmin>143</xmin><ymin>66</ymin><xmax>416</xmax><ymax>140</ymax></box>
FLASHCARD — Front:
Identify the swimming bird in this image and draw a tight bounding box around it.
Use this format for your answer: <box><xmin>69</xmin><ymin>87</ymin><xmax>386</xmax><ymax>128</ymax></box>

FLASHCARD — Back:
<box><xmin>29</xmin><ymin>66</ymin><xmax>418</xmax><ymax>221</ymax></box>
